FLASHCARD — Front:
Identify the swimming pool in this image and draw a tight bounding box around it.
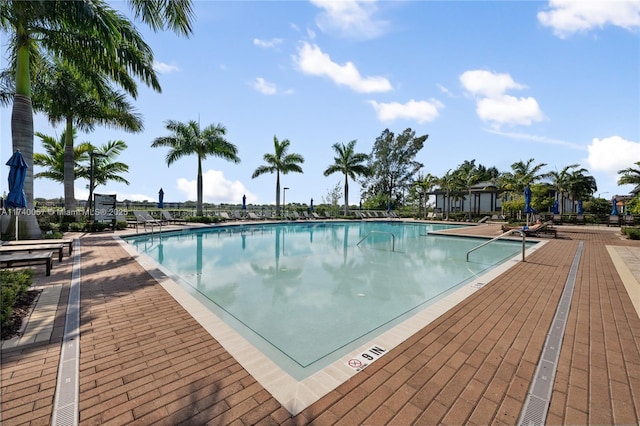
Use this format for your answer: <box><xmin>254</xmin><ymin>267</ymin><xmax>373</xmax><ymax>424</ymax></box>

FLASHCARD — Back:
<box><xmin>125</xmin><ymin>221</ymin><xmax>534</xmax><ymax>380</ymax></box>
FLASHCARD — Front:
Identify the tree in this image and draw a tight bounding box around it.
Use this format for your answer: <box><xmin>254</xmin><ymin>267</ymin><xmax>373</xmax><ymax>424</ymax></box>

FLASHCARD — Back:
<box><xmin>33</xmin><ymin>130</ymin><xmax>92</xmax><ymax>184</ymax></box>
<box><xmin>0</xmin><ymin>0</ymin><xmax>193</xmax><ymax>237</ymax></box>
<box><xmin>31</xmin><ymin>58</ymin><xmax>143</xmax><ymax>211</ymax></box>
<box><xmin>323</xmin><ymin>140</ymin><xmax>370</xmax><ymax>216</ymax></box>
<box><xmin>437</xmin><ymin>170</ymin><xmax>457</xmax><ymax>220</ymax></box>
<box><xmin>362</xmin><ymin>128</ymin><xmax>428</xmax><ymax>209</ymax></box>
<box><xmin>548</xmin><ymin>164</ymin><xmax>579</xmax><ymax>214</ymax></box>
<box><xmin>618</xmin><ymin>161</ymin><xmax>640</xmax><ymax>187</ymax></box>
<box><xmin>252</xmin><ymin>136</ymin><xmax>304</xmax><ymax>216</ymax></box>
<box><xmin>409</xmin><ymin>172</ymin><xmax>437</xmax><ymax>218</ymax></box>
<box><xmin>509</xmin><ymin>158</ymin><xmax>549</xmax><ymax>193</ymax></box>
<box><xmin>453</xmin><ymin>160</ymin><xmax>481</xmax><ymax>219</ymax></box>
<box><xmin>85</xmin><ymin>139</ymin><xmax>130</xmax><ymax>193</ymax></box>
<box><xmin>567</xmin><ymin>168</ymin><xmax>597</xmax><ymax>209</ymax></box>
<box><xmin>152</xmin><ymin>120</ymin><xmax>240</xmax><ymax>216</ymax></box>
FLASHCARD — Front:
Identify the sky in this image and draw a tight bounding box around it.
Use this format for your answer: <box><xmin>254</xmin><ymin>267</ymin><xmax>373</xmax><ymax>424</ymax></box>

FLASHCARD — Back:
<box><xmin>1</xmin><ymin>0</ymin><xmax>639</xmax><ymax>207</ymax></box>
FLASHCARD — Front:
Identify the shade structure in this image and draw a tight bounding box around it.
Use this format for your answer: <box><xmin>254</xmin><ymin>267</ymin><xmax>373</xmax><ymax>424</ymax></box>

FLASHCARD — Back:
<box><xmin>577</xmin><ymin>199</ymin><xmax>583</xmax><ymax>215</ymax></box>
<box><xmin>242</xmin><ymin>194</ymin><xmax>247</xmax><ymax>210</ymax></box>
<box><xmin>552</xmin><ymin>199</ymin><xmax>559</xmax><ymax>215</ymax></box>
<box><xmin>310</xmin><ymin>198</ymin><xmax>314</xmax><ymax>211</ymax></box>
<box><xmin>5</xmin><ymin>150</ymin><xmax>28</xmax><ymax>241</ymax></box>
<box><xmin>158</xmin><ymin>188</ymin><xmax>164</xmax><ymax>209</ymax></box>
<box><xmin>611</xmin><ymin>197</ymin><xmax>618</xmax><ymax>216</ymax></box>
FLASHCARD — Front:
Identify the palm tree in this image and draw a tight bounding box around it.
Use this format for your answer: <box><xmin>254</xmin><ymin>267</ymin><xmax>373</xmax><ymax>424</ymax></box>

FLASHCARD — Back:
<box><xmin>152</xmin><ymin>120</ymin><xmax>240</xmax><ymax>216</ymax></box>
<box><xmin>618</xmin><ymin>161</ymin><xmax>640</xmax><ymax>187</ymax></box>
<box><xmin>437</xmin><ymin>170</ymin><xmax>457</xmax><ymax>220</ymax></box>
<box><xmin>83</xmin><ymin>140</ymin><xmax>131</xmax><ymax>207</ymax></box>
<box><xmin>33</xmin><ymin>130</ymin><xmax>92</xmax><ymax>183</ymax></box>
<box><xmin>323</xmin><ymin>140</ymin><xmax>370</xmax><ymax>216</ymax></box>
<box><xmin>252</xmin><ymin>136</ymin><xmax>304</xmax><ymax>216</ymax></box>
<box><xmin>548</xmin><ymin>164</ymin><xmax>579</xmax><ymax>214</ymax></box>
<box><xmin>509</xmin><ymin>158</ymin><xmax>549</xmax><ymax>192</ymax></box>
<box><xmin>454</xmin><ymin>160</ymin><xmax>481</xmax><ymax>219</ymax></box>
<box><xmin>31</xmin><ymin>58</ymin><xmax>143</xmax><ymax>211</ymax></box>
<box><xmin>567</xmin><ymin>168</ymin><xmax>597</xmax><ymax>209</ymax></box>
<box><xmin>0</xmin><ymin>0</ymin><xmax>193</xmax><ymax>237</ymax></box>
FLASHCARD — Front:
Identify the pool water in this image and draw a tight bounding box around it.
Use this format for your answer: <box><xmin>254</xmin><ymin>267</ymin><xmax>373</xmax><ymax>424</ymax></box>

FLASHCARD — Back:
<box><xmin>126</xmin><ymin>221</ymin><xmax>531</xmax><ymax>379</ymax></box>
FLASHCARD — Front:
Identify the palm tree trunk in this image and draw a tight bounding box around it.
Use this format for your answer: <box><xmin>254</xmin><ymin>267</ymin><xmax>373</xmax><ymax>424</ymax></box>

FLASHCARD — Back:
<box><xmin>11</xmin><ymin>96</ymin><xmax>41</xmax><ymax>239</ymax></box>
<box><xmin>275</xmin><ymin>171</ymin><xmax>281</xmax><ymax>216</ymax></box>
<box><xmin>64</xmin><ymin>118</ymin><xmax>76</xmax><ymax>212</ymax></box>
<box><xmin>344</xmin><ymin>176</ymin><xmax>349</xmax><ymax>216</ymax></box>
<box><xmin>196</xmin><ymin>156</ymin><xmax>203</xmax><ymax>216</ymax></box>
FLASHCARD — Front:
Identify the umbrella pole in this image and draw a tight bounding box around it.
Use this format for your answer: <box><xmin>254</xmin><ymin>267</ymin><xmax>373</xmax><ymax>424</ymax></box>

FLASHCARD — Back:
<box><xmin>14</xmin><ymin>208</ymin><xmax>18</xmax><ymax>241</ymax></box>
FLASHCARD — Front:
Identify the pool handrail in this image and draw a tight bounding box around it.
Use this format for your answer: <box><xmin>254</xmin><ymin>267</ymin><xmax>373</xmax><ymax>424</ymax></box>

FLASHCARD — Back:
<box><xmin>357</xmin><ymin>230</ymin><xmax>396</xmax><ymax>252</ymax></box>
<box><xmin>466</xmin><ymin>229</ymin><xmax>526</xmax><ymax>262</ymax></box>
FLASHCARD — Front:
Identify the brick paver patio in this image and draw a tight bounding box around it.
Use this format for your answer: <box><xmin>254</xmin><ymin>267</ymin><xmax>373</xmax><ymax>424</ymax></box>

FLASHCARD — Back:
<box><xmin>1</xmin><ymin>223</ymin><xmax>639</xmax><ymax>425</ymax></box>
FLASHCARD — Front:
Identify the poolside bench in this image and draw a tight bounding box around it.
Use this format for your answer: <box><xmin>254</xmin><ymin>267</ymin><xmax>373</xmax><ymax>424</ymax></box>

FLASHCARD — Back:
<box><xmin>0</xmin><ymin>252</ymin><xmax>53</xmax><ymax>276</ymax></box>
<box><xmin>5</xmin><ymin>238</ymin><xmax>73</xmax><ymax>256</ymax></box>
<box><xmin>1</xmin><ymin>243</ymin><xmax>65</xmax><ymax>262</ymax></box>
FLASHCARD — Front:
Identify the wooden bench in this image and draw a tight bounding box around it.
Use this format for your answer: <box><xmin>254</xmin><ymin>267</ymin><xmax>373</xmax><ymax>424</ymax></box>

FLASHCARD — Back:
<box><xmin>5</xmin><ymin>238</ymin><xmax>73</xmax><ymax>256</ymax></box>
<box><xmin>0</xmin><ymin>252</ymin><xmax>53</xmax><ymax>276</ymax></box>
<box><xmin>1</xmin><ymin>243</ymin><xmax>65</xmax><ymax>262</ymax></box>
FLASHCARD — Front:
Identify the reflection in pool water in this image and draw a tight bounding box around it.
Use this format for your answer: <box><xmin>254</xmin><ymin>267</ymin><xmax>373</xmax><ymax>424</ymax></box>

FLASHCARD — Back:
<box><xmin>126</xmin><ymin>221</ymin><xmax>531</xmax><ymax>378</ymax></box>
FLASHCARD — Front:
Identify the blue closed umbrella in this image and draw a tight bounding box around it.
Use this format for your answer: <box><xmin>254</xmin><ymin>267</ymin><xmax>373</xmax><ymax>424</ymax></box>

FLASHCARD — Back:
<box><xmin>524</xmin><ymin>186</ymin><xmax>535</xmax><ymax>224</ymax></box>
<box><xmin>6</xmin><ymin>150</ymin><xmax>28</xmax><ymax>241</ymax></box>
<box><xmin>6</xmin><ymin>150</ymin><xmax>27</xmax><ymax>209</ymax></box>
<box><xmin>310</xmin><ymin>198</ymin><xmax>314</xmax><ymax>212</ymax></box>
<box><xmin>158</xmin><ymin>188</ymin><xmax>164</xmax><ymax>209</ymax></box>
<box><xmin>611</xmin><ymin>197</ymin><xmax>618</xmax><ymax>216</ymax></box>
<box><xmin>242</xmin><ymin>194</ymin><xmax>247</xmax><ymax>210</ymax></box>
<box><xmin>577</xmin><ymin>199</ymin><xmax>583</xmax><ymax>215</ymax></box>
<box><xmin>552</xmin><ymin>199</ymin><xmax>559</xmax><ymax>215</ymax></box>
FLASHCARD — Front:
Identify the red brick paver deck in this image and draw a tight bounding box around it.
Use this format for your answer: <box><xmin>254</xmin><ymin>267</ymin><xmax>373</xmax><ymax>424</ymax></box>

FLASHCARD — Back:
<box><xmin>2</xmin><ymin>225</ymin><xmax>639</xmax><ymax>425</ymax></box>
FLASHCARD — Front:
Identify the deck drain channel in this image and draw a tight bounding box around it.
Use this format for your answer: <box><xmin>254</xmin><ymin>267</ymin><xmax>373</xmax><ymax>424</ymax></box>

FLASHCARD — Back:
<box><xmin>52</xmin><ymin>239</ymin><xmax>81</xmax><ymax>426</ymax></box>
<box><xmin>518</xmin><ymin>241</ymin><xmax>583</xmax><ymax>426</ymax></box>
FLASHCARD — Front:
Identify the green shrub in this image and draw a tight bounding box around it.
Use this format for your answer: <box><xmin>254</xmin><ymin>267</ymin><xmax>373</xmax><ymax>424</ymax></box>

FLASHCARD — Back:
<box><xmin>68</xmin><ymin>222</ymin><xmax>84</xmax><ymax>232</ymax></box>
<box><xmin>115</xmin><ymin>221</ymin><xmax>128</xmax><ymax>230</ymax></box>
<box><xmin>1</xmin><ymin>269</ymin><xmax>34</xmax><ymax>327</ymax></box>
<box><xmin>623</xmin><ymin>227</ymin><xmax>640</xmax><ymax>240</ymax></box>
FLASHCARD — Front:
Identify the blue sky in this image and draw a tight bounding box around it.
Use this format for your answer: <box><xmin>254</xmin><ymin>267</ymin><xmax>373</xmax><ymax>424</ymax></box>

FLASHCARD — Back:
<box><xmin>2</xmin><ymin>0</ymin><xmax>639</xmax><ymax>207</ymax></box>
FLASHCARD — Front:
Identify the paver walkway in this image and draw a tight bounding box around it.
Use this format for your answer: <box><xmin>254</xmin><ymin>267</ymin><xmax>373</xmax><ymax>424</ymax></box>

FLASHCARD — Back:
<box><xmin>1</xmin><ymin>224</ymin><xmax>639</xmax><ymax>425</ymax></box>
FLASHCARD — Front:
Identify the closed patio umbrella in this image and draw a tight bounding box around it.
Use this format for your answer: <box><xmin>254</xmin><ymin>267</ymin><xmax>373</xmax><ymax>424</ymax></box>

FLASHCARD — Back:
<box><xmin>5</xmin><ymin>150</ymin><xmax>28</xmax><ymax>240</ymax></box>
<box><xmin>158</xmin><ymin>188</ymin><xmax>164</xmax><ymax>209</ymax></box>
<box><xmin>242</xmin><ymin>194</ymin><xmax>247</xmax><ymax>210</ymax></box>
<box><xmin>611</xmin><ymin>197</ymin><xmax>618</xmax><ymax>216</ymax></box>
<box><xmin>577</xmin><ymin>199</ymin><xmax>583</xmax><ymax>215</ymax></box>
<box><xmin>552</xmin><ymin>199</ymin><xmax>559</xmax><ymax>215</ymax></box>
<box><xmin>310</xmin><ymin>198</ymin><xmax>314</xmax><ymax>212</ymax></box>
<box><xmin>524</xmin><ymin>186</ymin><xmax>534</xmax><ymax>225</ymax></box>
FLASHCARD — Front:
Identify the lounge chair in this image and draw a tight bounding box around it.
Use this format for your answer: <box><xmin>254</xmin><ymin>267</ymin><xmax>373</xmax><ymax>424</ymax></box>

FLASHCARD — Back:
<box><xmin>552</xmin><ymin>214</ymin><xmax>562</xmax><ymax>225</ymax></box>
<box><xmin>0</xmin><ymin>252</ymin><xmax>53</xmax><ymax>276</ymax></box>
<box><xmin>623</xmin><ymin>215</ymin><xmax>635</xmax><ymax>226</ymax></box>
<box><xmin>324</xmin><ymin>212</ymin><xmax>331</xmax><ymax>219</ymax></box>
<box><xmin>575</xmin><ymin>214</ymin><xmax>585</xmax><ymax>225</ymax></box>
<box><xmin>133</xmin><ymin>210</ymin><xmax>163</xmax><ymax>230</ymax></box>
<box><xmin>162</xmin><ymin>210</ymin><xmax>187</xmax><ymax>224</ymax></box>
<box><xmin>608</xmin><ymin>215</ymin><xmax>620</xmax><ymax>227</ymax></box>
<box><xmin>247</xmin><ymin>212</ymin><xmax>263</xmax><ymax>220</ymax></box>
<box><xmin>5</xmin><ymin>238</ymin><xmax>74</xmax><ymax>256</ymax></box>
<box><xmin>477</xmin><ymin>215</ymin><xmax>490</xmax><ymax>223</ymax></box>
<box><xmin>502</xmin><ymin>221</ymin><xmax>557</xmax><ymax>238</ymax></box>
<box><xmin>218</xmin><ymin>212</ymin><xmax>232</xmax><ymax>221</ymax></box>
<box><xmin>1</xmin><ymin>243</ymin><xmax>65</xmax><ymax>262</ymax></box>
<box><xmin>311</xmin><ymin>212</ymin><xmax>322</xmax><ymax>219</ymax></box>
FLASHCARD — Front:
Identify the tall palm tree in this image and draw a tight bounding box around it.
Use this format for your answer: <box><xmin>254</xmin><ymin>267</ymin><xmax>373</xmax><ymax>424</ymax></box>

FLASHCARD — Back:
<box><xmin>252</xmin><ymin>136</ymin><xmax>304</xmax><ymax>216</ymax></box>
<box><xmin>0</xmin><ymin>0</ymin><xmax>166</xmax><ymax>236</ymax></box>
<box><xmin>438</xmin><ymin>170</ymin><xmax>457</xmax><ymax>220</ymax></box>
<box><xmin>548</xmin><ymin>164</ymin><xmax>579</xmax><ymax>214</ymax></box>
<box><xmin>509</xmin><ymin>158</ymin><xmax>549</xmax><ymax>193</ymax></box>
<box><xmin>33</xmin><ymin>130</ymin><xmax>92</xmax><ymax>183</ymax></box>
<box><xmin>567</xmin><ymin>168</ymin><xmax>597</xmax><ymax>209</ymax></box>
<box><xmin>152</xmin><ymin>120</ymin><xmax>240</xmax><ymax>216</ymax></box>
<box><xmin>323</xmin><ymin>140</ymin><xmax>370</xmax><ymax>216</ymax></box>
<box><xmin>83</xmin><ymin>140</ymin><xmax>131</xmax><ymax>207</ymax></box>
<box><xmin>31</xmin><ymin>58</ymin><xmax>143</xmax><ymax>211</ymax></box>
<box><xmin>454</xmin><ymin>160</ymin><xmax>481</xmax><ymax>219</ymax></box>
<box><xmin>618</xmin><ymin>161</ymin><xmax>640</xmax><ymax>187</ymax></box>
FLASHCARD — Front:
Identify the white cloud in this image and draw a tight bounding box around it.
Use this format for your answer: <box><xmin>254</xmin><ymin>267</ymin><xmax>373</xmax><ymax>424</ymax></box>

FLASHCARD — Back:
<box><xmin>460</xmin><ymin>69</ymin><xmax>544</xmax><ymax>128</ymax></box>
<box><xmin>476</xmin><ymin>95</ymin><xmax>544</xmax><ymax>127</ymax></box>
<box><xmin>368</xmin><ymin>99</ymin><xmax>443</xmax><ymax>123</ymax></box>
<box><xmin>436</xmin><ymin>83</ymin><xmax>454</xmax><ymax>97</ymax></box>
<box><xmin>487</xmin><ymin>129</ymin><xmax>585</xmax><ymax>150</ymax></box>
<box><xmin>460</xmin><ymin>70</ymin><xmax>526</xmax><ymax>98</ymax></box>
<box><xmin>586</xmin><ymin>136</ymin><xmax>640</xmax><ymax>173</ymax></box>
<box><xmin>538</xmin><ymin>0</ymin><xmax>640</xmax><ymax>38</ymax></box>
<box><xmin>310</xmin><ymin>0</ymin><xmax>390</xmax><ymax>39</ymax></box>
<box><xmin>177</xmin><ymin>169</ymin><xmax>257</xmax><ymax>204</ymax></box>
<box><xmin>153</xmin><ymin>61</ymin><xmax>180</xmax><ymax>74</ymax></box>
<box><xmin>252</xmin><ymin>77</ymin><xmax>277</xmax><ymax>95</ymax></box>
<box><xmin>293</xmin><ymin>42</ymin><xmax>392</xmax><ymax>93</ymax></box>
<box><xmin>253</xmin><ymin>38</ymin><xmax>283</xmax><ymax>48</ymax></box>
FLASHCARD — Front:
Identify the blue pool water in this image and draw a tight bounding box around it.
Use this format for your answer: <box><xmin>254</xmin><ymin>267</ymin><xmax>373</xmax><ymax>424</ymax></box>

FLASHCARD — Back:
<box><xmin>125</xmin><ymin>221</ymin><xmax>531</xmax><ymax>379</ymax></box>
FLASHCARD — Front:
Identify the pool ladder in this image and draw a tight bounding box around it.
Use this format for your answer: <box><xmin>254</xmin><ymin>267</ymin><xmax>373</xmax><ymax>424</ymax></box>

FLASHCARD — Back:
<box><xmin>357</xmin><ymin>231</ymin><xmax>396</xmax><ymax>252</ymax></box>
<box><xmin>466</xmin><ymin>229</ymin><xmax>527</xmax><ymax>262</ymax></box>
